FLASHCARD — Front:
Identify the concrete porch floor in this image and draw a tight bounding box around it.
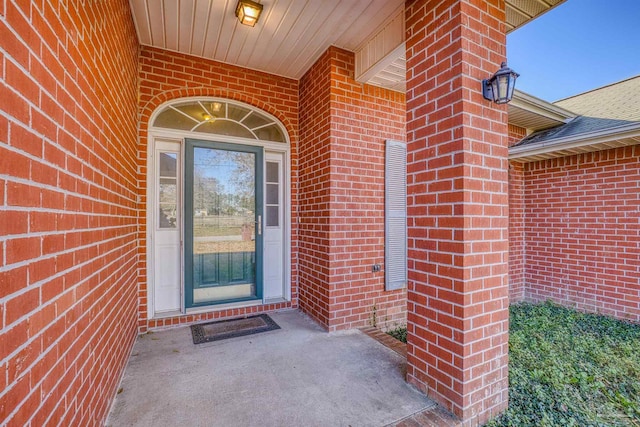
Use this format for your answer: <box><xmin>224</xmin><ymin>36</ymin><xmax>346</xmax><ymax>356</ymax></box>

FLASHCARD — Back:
<box><xmin>106</xmin><ymin>310</ymin><xmax>445</xmax><ymax>427</ymax></box>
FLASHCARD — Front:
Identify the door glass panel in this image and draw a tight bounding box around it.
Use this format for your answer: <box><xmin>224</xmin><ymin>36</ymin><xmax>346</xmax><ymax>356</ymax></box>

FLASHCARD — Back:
<box><xmin>154</xmin><ymin>108</ymin><xmax>198</xmax><ymax>130</ymax></box>
<box><xmin>153</xmin><ymin>100</ymin><xmax>287</xmax><ymax>143</ymax></box>
<box><xmin>227</xmin><ymin>104</ymin><xmax>250</xmax><ymax>122</ymax></box>
<box><xmin>191</xmin><ymin>147</ymin><xmax>258</xmax><ymax>305</ymax></box>
<box><xmin>266</xmin><ymin>162</ymin><xmax>278</xmax><ymax>182</ymax></box>
<box><xmin>266</xmin><ymin>206</ymin><xmax>278</xmax><ymax>227</ymax></box>
<box><xmin>174</xmin><ymin>103</ymin><xmax>208</xmax><ymax>122</ymax></box>
<box><xmin>194</xmin><ymin>120</ymin><xmax>255</xmax><ymax>139</ymax></box>
<box><xmin>205</xmin><ymin>101</ymin><xmax>226</xmax><ymax>119</ymax></box>
<box><xmin>158</xmin><ymin>152</ymin><xmax>177</xmax><ymax>229</ymax></box>
<box><xmin>266</xmin><ymin>184</ymin><xmax>278</xmax><ymax>204</ymax></box>
<box><xmin>265</xmin><ymin>161</ymin><xmax>279</xmax><ymax>227</ymax></box>
<box><xmin>254</xmin><ymin>124</ymin><xmax>285</xmax><ymax>143</ymax></box>
<box><xmin>242</xmin><ymin>111</ymin><xmax>272</xmax><ymax>129</ymax></box>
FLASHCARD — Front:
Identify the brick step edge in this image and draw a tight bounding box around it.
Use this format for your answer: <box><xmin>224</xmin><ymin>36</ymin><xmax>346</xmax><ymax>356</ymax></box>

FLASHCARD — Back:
<box><xmin>360</xmin><ymin>327</ymin><xmax>462</xmax><ymax>427</ymax></box>
<box><xmin>360</xmin><ymin>326</ymin><xmax>407</xmax><ymax>357</ymax></box>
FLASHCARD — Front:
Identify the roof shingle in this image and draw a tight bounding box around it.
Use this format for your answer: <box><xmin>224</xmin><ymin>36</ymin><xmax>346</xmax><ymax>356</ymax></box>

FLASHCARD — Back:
<box><xmin>554</xmin><ymin>75</ymin><xmax>640</xmax><ymax>121</ymax></box>
<box><xmin>513</xmin><ymin>75</ymin><xmax>640</xmax><ymax>148</ymax></box>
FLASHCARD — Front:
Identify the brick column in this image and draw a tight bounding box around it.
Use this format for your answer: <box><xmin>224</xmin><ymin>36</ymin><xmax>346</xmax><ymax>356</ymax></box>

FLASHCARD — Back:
<box><xmin>405</xmin><ymin>1</ymin><xmax>510</xmax><ymax>425</ymax></box>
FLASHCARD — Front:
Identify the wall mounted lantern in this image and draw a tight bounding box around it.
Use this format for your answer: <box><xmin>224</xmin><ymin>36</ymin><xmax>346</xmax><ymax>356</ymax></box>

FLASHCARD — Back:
<box><xmin>482</xmin><ymin>62</ymin><xmax>519</xmax><ymax>104</ymax></box>
<box><xmin>235</xmin><ymin>0</ymin><xmax>263</xmax><ymax>27</ymax></box>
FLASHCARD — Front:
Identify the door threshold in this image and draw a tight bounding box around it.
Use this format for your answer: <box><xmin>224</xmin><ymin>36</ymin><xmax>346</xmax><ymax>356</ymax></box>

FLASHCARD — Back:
<box><xmin>152</xmin><ymin>309</ymin><xmax>183</xmax><ymax>319</ymax></box>
<box><xmin>186</xmin><ymin>299</ymin><xmax>263</xmax><ymax>315</ymax></box>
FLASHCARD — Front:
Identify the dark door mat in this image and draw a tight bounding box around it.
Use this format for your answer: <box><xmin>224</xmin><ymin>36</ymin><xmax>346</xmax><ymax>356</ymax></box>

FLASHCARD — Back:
<box><xmin>190</xmin><ymin>314</ymin><xmax>280</xmax><ymax>344</ymax></box>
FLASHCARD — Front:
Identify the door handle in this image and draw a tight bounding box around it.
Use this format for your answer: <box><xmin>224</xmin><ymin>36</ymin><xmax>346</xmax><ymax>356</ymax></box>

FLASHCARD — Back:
<box><xmin>256</xmin><ymin>215</ymin><xmax>262</xmax><ymax>235</ymax></box>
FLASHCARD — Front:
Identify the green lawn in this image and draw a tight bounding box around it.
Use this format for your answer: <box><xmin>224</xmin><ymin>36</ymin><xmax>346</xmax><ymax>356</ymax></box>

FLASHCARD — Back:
<box><xmin>388</xmin><ymin>302</ymin><xmax>640</xmax><ymax>426</ymax></box>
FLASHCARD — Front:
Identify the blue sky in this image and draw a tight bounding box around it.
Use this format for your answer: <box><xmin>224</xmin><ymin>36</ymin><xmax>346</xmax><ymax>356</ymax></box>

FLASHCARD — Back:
<box><xmin>507</xmin><ymin>0</ymin><xmax>640</xmax><ymax>102</ymax></box>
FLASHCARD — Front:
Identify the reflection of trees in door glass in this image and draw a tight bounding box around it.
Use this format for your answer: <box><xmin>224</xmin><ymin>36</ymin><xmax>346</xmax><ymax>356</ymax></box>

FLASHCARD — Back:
<box><xmin>225</xmin><ymin>151</ymin><xmax>255</xmax><ymax>213</ymax></box>
<box><xmin>192</xmin><ymin>148</ymin><xmax>256</xmax><ymax>250</ymax></box>
<box><xmin>193</xmin><ymin>148</ymin><xmax>255</xmax><ymax>217</ymax></box>
<box><xmin>159</xmin><ymin>181</ymin><xmax>177</xmax><ymax>228</ymax></box>
<box><xmin>193</xmin><ymin>172</ymin><xmax>221</xmax><ymax>215</ymax></box>
<box><xmin>158</xmin><ymin>152</ymin><xmax>178</xmax><ymax>228</ymax></box>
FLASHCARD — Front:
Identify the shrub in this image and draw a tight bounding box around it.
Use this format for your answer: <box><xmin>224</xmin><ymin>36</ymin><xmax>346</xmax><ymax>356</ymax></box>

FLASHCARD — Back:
<box><xmin>386</xmin><ymin>326</ymin><xmax>407</xmax><ymax>343</ymax></box>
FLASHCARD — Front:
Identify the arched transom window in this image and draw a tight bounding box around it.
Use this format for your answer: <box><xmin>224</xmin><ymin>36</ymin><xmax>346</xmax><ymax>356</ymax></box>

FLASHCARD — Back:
<box><xmin>153</xmin><ymin>99</ymin><xmax>287</xmax><ymax>143</ymax></box>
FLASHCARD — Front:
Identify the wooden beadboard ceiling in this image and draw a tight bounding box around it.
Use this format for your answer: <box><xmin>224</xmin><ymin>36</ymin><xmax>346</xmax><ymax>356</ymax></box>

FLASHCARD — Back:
<box><xmin>129</xmin><ymin>0</ymin><xmax>404</xmax><ymax>79</ymax></box>
<box><xmin>129</xmin><ymin>0</ymin><xmax>565</xmax><ymax>85</ymax></box>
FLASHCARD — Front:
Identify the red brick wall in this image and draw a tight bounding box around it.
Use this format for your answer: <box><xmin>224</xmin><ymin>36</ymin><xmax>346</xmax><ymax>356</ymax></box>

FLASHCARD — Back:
<box><xmin>298</xmin><ymin>49</ymin><xmax>333</xmax><ymax>326</ymax></box>
<box><xmin>327</xmin><ymin>48</ymin><xmax>406</xmax><ymax>330</ymax></box>
<box><xmin>508</xmin><ymin>123</ymin><xmax>526</xmax><ymax>146</ymax></box>
<box><xmin>298</xmin><ymin>47</ymin><xmax>407</xmax><ymax>331</ymax></box>
<box><xmin>521</xmin><ymin>146</ymin><xmax>640</xmax><ymax>322</ymax></box>
<box><xmin>137</xmin><ymin>46</ymin><xmax>299</xmax><ymax>330</ymax></box>
<box><xmin>405</xmin><ymin>0</ymin><xmax>509</xmax><ymax>423</ymax></box>
<box><xmin>0</xmin><ymin>2</ymin><xmax>139</xmax><ymax>426</ymax></box>
<box><xmin>508</xmin><ymin>125</ymin><xmax>527</xmax><ymax>302</ymax></box>
<box><xmin>509</xmin><ymin>161</ymin><xmax>526</xmax><ymax>302</ymax></box>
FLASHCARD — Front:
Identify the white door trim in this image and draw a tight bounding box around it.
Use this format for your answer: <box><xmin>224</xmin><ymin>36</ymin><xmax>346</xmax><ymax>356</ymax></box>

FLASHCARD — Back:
<box><xmin>146</xmin><ymin>137</ymin><xmax>183</xmax><ymax>319</ymax></box>
<box><xmin>146</xmin><ymin>99</ymin><xmax>291</xmax><ymax>319</ymax></box>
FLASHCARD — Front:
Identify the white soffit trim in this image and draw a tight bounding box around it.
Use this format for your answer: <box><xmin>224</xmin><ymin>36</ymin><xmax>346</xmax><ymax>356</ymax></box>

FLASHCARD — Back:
<box><xmin>354</xmin><ymin>8</ymin><xmax>404</xmax><ymax>83</ymax></box>
<box><xmin>510</xmin><ymin>90</ymin><xmax>576</xmax><ymax>122</ymax></box>
<box><xmin>509</xmin><ymin>122</ymin><xmax>640</xmax><ymax>162</ymax></box>
<box><xmin>508</xmin><ymin>90</ymin><xmax>577</xmax><ymax>132</ymax></box>
<box><xmin>505</xmin><ymin>0</ymin><xmax>567</xmax><ymax>32</ymax></box>
<box><xmin>357</xmin><ymin>0</ymin><xmax>568</xmax><ymax>92</ymax></box>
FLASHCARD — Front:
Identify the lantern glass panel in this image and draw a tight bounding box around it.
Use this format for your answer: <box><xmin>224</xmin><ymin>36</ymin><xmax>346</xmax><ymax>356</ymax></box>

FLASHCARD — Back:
<box><xmin>507</xmin><ymin>74</ymin><xmax>517</xmax><ymax>101</ymax></box>
<box><xmin>497</xmin><ymin>75</ymin><xmax>509</xmax><ymax>103</ymax></box>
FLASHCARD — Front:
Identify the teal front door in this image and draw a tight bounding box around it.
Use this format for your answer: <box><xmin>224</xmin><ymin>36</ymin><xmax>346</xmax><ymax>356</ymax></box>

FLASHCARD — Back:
<box><xmin>184</xmin><ymin>139</ymin><xmax>264</xmax><ymax>308</ymax></box>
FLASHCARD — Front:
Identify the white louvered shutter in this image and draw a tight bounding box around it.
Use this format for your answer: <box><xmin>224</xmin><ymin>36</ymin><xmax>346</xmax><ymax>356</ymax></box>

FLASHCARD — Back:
<box><xmin>385</xmin><ymin>140</ymin><xmax>407</xmax><ymax>290</ymax></box>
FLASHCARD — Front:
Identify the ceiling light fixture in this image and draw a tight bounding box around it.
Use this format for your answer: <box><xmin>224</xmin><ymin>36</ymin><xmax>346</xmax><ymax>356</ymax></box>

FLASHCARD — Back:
<box><xmin>235</xmin><ymin>0</ymin><xmax>263</xmax><ymax>27</ymax></box>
